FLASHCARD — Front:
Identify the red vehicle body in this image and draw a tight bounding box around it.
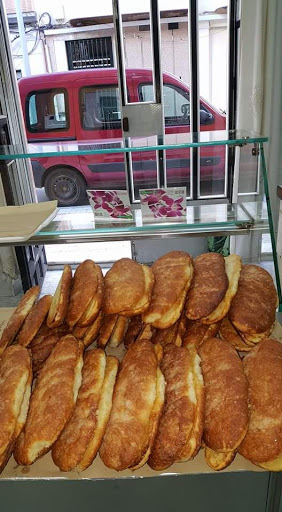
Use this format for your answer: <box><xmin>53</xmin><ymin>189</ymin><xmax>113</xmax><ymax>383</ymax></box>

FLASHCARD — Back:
<box><xmin>18</xmin><ymin>68</ymin><xmax>226</xmax><ymax>205</ymax></box>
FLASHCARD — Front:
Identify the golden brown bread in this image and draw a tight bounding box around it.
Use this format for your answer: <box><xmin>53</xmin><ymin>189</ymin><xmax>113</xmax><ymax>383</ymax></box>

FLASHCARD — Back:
<box><xmin>14</xmin><ymin>335</ymin><xmax>84</xmax><ymax>465</ymax></box>
<box><xmin>219</xmin><ymin>316</ymin><xmax>252</xmax><ymax>352</ymax></box>
<box><xmin>108</xmin><ymin>316</ymin><xmax>129</xmax><ymax>348</ymax></box>
<box><xmin>240</xmin><ymin>325</ymin><xmax>274</xmax><ymax>344</ymax></box>
<box><xmin>229</xmin><ymin>265</ymin><xmax>278</xmax><ymax>334</ymax></box>
<box><xmin>72</xmin><ymin>325</ymin><xmax>88</xmax><ymax>339</ymax></box>
<box><xmin>136</xmin><ymin>323</ymin><xmax>154</xmax><ymax>342</ymax></box>
<box><xmin>0</xmin><ymin>345</ymin><xmax>32</xmax><ymax>473</ymax></box>
<box><xmin>183</xmin><ymin>320</ymin><xmax>221</xmax><ymax>348</ymax></box>
<box><xmin>178</xmin><ymin>345</ymin><xmax>205</xmax><ymax>461</ymax></box>
<box><xmin>47</xmin><ymin>265</ymin><xmax>72</xmax><ymax>328</ymax></box>
<box><xmin>186</xmin><ymin>253</ymin><xmax>228</xmax><ymax>320</ymax></box>
<box><xmin>52</xmin><ymin>350</ymin><xmax>119</xmax><ymax>471</ymax></box>
<box><xmin>97</xmin><ymin>314</ymin><xmax>118</xmax><ymax>349</ymax></box>
<box><xmin>204</xmin><ymin>446</ymin><xmax>235</xmax><ymax>471</ymax></box>
<box><xmin>151</xmin><ymin>322</ymin><xmax>179</xmax><ymax>347</ymax></box>
<box><xmin>143</xmin><ymin>251</ymin><xmax>193</xmax><ymax>329</ymax></box>
<box><xmin>151</xmin><ymin>312</ymin><xmax>188</xmax><ymax>348</ymax></box>
<box><xmin>174</xmin><ymin>312</ymin><xmax>188</xmax><ymax>347</ymax></box>
<box><xmin>77</xmin><ymin>355</ymin><xmax>119</xmax><ymax>471</ymax></box>
<box><xmin>31</xmin><ymin>334</ymin><xmax>60</xmax><ymax>376</ymax></box>
<box><xmin>149</xmin><ymin>344</ymin><xmax>204</xmax><ymax>470</ymax></box>
<box><xmin>199</xmin><ymin>337</ymin><xmax>248</xmax><ymax>452</ymax></box>
<box><xmin>66</xmin><ymin>260</ymin><xmax>98</xmax><ymax>328</ymax></box>
<box><xmin>123</xmin><ymin>315</ymin><xmax>143</xmax><ymax>349</ymax></box>
<box><xmin>103</xmin><ymin>258</ymin><xmax>146</xmax><ymax>315</ymax></box>
<box><xmin>238</xmin><ymin>338</ymin><xmax>282</xmax><ymax>467</ymax></box>
<box><xmin>99</xmin><ymin>339</ymin><xmax>165</xmax><ymax>471</ymax></box>
<box><xmin>201</xmin><ymin>254</ymin><xmax>242</xmax><ymax>324</ymax></box>
<box><xmin>77</xmin><ymin>264</ymin><xmax>104</xmax><ymax>327</ymax></box>
<box><xmin>82</xmin><ymin>311</ymin><xmax>103</xmax><ymax>348</ymax></box>
<box><xmin>16</xmin><ymin>295</ymin><xmax>52</xmax><ymax>347</ymax></box>
<box><xmin>0</xmin><ymin>285</ymin><xmax>40</xmax><ymax>355</ymax></box>
<box><xmin>119</xmin><ymin>264</ymin><xmax>154</xmax><ymax>317</ymax></box>
<box><xmin>30</xmin><ymin>323</ymin><xmax>71</xmax><ymax>376</ymax></box>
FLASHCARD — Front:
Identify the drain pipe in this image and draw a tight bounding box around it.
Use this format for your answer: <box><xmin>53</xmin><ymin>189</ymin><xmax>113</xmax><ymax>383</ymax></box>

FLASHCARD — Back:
<box><xmin>15</xmin><ymin>0</ymin><xmax>31</xmax><ymax>76</ymax></box>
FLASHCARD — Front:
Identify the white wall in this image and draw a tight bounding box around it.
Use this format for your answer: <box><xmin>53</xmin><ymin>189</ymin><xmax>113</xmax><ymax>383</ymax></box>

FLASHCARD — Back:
<box><xmin>10</xmin><ymin>32</ymin><xmax>47</xmax><ymax>75</ymax></box>
<box><xmin>33</xmin><ymin>0</ymin><xmax>228</xmax><ymax>19</ymax></box>
<box><xmin>43</xmin><ymin>19</ymin><xmax>227</xmax><ymax>110</ymax></box>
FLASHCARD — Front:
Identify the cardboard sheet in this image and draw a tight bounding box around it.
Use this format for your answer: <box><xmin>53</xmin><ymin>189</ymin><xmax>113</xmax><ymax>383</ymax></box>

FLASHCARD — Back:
<box><xmin>0</xmin><ymin>201</ymin><xmax>58</xmax><ymax>242</ymax></box>
<box><xmin>1</xmin><ymin>307</ymin><xmax>281</xmax><ymax>480</ymax></box>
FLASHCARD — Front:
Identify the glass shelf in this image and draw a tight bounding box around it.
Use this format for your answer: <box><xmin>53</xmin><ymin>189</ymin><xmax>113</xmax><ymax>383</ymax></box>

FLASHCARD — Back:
<box><xmin>6</xmin><ymin>200</ymin><xmax>265</xmax><ymax>245</ymax></box>
<box><xmin>0</xmin><ymin>130</ymin><xmax>268</xmax><ymax>160</ymax></box>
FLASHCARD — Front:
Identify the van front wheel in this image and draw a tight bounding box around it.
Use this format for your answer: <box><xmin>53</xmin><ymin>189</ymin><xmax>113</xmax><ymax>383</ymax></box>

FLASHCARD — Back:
<box><xmin>44</xmin><ymin>168</ymin><xmax>87</xmax><ymax>206</ymax></box>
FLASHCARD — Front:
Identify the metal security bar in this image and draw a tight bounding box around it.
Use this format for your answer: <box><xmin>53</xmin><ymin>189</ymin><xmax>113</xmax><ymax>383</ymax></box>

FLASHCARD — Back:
<box><xmin>66</xmin><ymin>38</ymin><xmax>114</xmax><ymax>70</ymax></box>
<box><xmin>112</xmin><ymin>0</ymin><xmax>239</xmax><ymax>203</ymax></box>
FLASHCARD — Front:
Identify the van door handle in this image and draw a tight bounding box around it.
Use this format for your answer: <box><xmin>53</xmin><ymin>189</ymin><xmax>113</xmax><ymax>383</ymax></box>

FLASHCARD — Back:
<box><xmin>122</xmin><ymin>117</ymin><xmax>129</xmax><ymax>132</ymax></box>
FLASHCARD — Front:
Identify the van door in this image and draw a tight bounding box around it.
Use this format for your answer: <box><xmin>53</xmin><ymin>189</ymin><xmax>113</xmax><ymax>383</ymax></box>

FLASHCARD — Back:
<box><xmin>138</xmin><ymin>79</ymin><xmax>192</xmax><ymax>196</ymax></box>
<box><xmin>73</xmin><ymin>76</ymin><xmax>130</xmax><ymax>192</ymax></box>
<box><xmin>137</xmin><ymin>77</ymin><xmax>225</xmax><ymax>198</ymax></box>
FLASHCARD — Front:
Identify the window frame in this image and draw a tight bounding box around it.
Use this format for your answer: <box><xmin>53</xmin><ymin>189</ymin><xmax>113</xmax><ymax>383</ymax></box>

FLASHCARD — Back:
<box><xmin>25</xmin><ymin>88</ymin><xmax>70</xmax><ymax>133</ymax></box>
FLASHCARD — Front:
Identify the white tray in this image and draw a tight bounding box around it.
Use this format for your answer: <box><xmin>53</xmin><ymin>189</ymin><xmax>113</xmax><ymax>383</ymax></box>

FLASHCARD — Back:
<box><xmin>0</xmin><ymin>201</ymin><xmax>58</xmax><ymax>243</ymax></box>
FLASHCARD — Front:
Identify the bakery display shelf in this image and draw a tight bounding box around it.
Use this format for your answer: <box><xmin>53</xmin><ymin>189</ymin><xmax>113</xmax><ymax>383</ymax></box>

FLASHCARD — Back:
<box><xmin>0</xmin><ymin>130</ymin><xmax>268</xmax><ymax>160</ymax></box>
<box><xmin>0</xmin><ymin>201</ymin><xmax>269</xmax><ymax>247</ymax></box>
<box><xmin>0</xmin><ymin>307</ymin><xmax>274</xmax><ymax>481</ymax></box>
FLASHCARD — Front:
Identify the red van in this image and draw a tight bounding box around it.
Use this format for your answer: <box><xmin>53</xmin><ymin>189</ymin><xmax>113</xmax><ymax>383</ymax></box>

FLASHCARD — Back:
<box><xmin>18</xmin><ymin>69</ymin><xmax>226</xmax><ymax>205</ymax></box>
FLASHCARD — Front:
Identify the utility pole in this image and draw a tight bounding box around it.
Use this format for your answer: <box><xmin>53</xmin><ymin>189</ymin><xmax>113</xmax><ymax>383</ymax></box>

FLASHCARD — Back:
<box><xmin>15</xmin><ymin>0</ymin><xmax>31</xmax><ymax>76</ymax></box>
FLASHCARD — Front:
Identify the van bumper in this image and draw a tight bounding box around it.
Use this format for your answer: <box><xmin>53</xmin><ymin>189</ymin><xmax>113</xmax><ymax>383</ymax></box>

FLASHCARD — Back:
<box><xmin>31</xmin><ymin>160</ymin><xmax>45</xmax><ymax>188</ymax></box>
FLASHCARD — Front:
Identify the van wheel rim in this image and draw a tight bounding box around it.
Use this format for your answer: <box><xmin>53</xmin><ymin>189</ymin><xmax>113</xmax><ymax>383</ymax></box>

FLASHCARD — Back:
<box><xmin>52</xmin><ymin>175</ymin><xmax>79</xmax><ymax>203</ymax></box>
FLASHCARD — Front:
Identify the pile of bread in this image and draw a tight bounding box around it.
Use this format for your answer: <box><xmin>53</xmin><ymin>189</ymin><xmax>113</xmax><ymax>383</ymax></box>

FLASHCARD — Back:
<box><xmin>0</xmin><ymin>251</ymin><xmax>281</xmax><ymax>475</ymax></box>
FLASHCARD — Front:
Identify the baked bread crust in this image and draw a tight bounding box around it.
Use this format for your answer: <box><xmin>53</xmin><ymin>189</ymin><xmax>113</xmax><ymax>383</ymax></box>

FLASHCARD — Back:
<box><xmin>99</xmin><ymin>339</ymin><xmax>162</xmax><ymax>471</ymax></box>
<box><xmin>66</xmin><ymin>260</ymin><xmax>98</xmax><ymax>327</ymax></box>
<box><xmin>52</xmin><ymin>350</ymin><xmax>119</xmax><ymax>471</ymax></box>
<box><xmin>149</xmin><ymin>344</ymin><xmax>203</xmax><ymax>470</ymax></box>
<box><xmin>30</xmin><ymin>324</ymin><xmax>71</xmax><ymax>375</ymax></box>
<box><xmin>238</xmin><ymin>338</ymin><xmax>282</xmax><ymax>463</ymax></box>
<box><xmin>14</xmin><ymin>335</ymin><xmax>84</xmax><ymax>465</ymax></box>
<box><xmin>0</xmin><ymin>346</ymin><xmax>31</xmax><ymax>463</ymax></box>
<box><xmin>201</xmin><ymin>254</ymin><xmax>242</xmax><ymax>324</ymax></box>
<box><xmin>183</xmin><ymin>319</ymin><xmax>221</xmax><ymax>348</ymax></box>
<box><xmin>205</xmin><ymin>446</ymin><xmax>235</xmax><ymax>471</ymax></box>
<box><xmin>229</xmin><ymin>265</ymin><xmax>277</xmax><ymax>334</ymax></box>
<box><xmin>108</xmin><ymin>316</ymin><xmax>129</xmax><ymax>348</ymax></box>
<box><xmin>186</xmin><ymin>253</ymin><xmax>228</xmax><ymax>320</ymax></box>
<box><xmin>199</xmin><ymin>337</ymin><xmax>248</xmax><ymax>452</ymax></box>
<box><xmin>82</xmin><ymin>312</ymin><xmax>103</xmax><ymax>348</ymax></box>
<box><xmin>77</xmin><ymin>264</ymin><xmax>104</xmax><ymax>327</ymax></box>
<box><xmin>0</xmin><ymin>286</ymin><xmax>40</xmax><ymax>355</ymax></box>
<box><xmin>143</xmin><ymin>251</ymin><xmax>193</xmax><ymax>328</ymax></box>
<box><xmin>103</xmin><ymin>258</ymin><xmax>146</xmax><ymax>315</ymax></box>
<box><xmin>219</xmin><ymin>316</ymin><xmax>252</xmax><ymax>352</ymax></box>
<box><xmin>123</xmin><ymin>315</ymin><xmax>143</xmax><ymax>349</ymax></box>
<box><xmin>17</xmin><ymin>295</ymin><xmax>52</xmax><ymax>347</ymax></box>
<box><xmin>97</xmin><ymin>314</ymin><xmax>118</xmax><ymax>348</ymax></box>
<box><xmin>47</xmin><ymin>265</ymin><xmax>72</xmax><ymax>328</ymax></box>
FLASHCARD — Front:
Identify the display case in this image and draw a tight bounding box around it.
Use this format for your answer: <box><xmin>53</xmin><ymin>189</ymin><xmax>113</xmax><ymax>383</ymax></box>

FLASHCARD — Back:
<box><xmin>0</xmin><ymin>131</ymin><xmax>281</xmax><ymax>512</ymax></box>
<box><xmin>0</xmin><ymin>130</ymin><xmax>281</xmax><ymax>307</ymax></box>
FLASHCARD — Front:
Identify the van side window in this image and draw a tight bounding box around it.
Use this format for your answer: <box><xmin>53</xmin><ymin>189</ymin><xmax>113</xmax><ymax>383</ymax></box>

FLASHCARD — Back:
<box><xmin>139</xmin><ymin>83</ymin><xmax>190</xmax><ymax>126</ymax></box>
<box><xmin>26</xmin><ymin>89</ymin><xmax>69</xmax><ymax>132</ymax></box>
<box><xmin>80</xmin><ymin>86</ymin><xmax>121</xmax><ymax>130</ymax></box>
